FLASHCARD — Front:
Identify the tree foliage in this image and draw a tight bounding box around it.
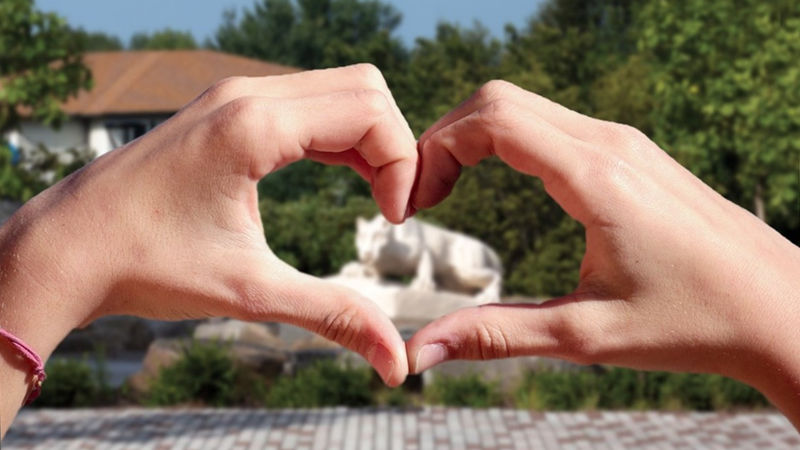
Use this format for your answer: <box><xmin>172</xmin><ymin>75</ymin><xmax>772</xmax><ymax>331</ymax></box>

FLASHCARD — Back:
<box><xmin>213</xmin><ymin>0</ymin><xmax>406</xmax><ymax>71</ymax></box>
<box><xmin>0</xmin><ymin>0</ymin><xmax>92</xmax><ymax>135</ymax></box>
<box><xmin>0</xmin><ymin>144</ymin><xmax>42</xmax><ymax>201</ymax></box>
<box><xmin>129</xmin><ymin>28</ymin><xmax>198</xmax><ymax>50</ymax></box>
<box><xmin>639</xmin><ymin>0</ymin><xmax>800</xmax><ymax>233</ymax></box>
<box><xmin>392</xmin><ymin>23</ymin><xmax>503</xmax><ymax>134</ymax></box>
<box><xmin>260</xmin><ymin>193</ymin><xmax>377</xmax><ymax>275</ymax></box>
<box><xmin>4</xmin><ymin>0</ymin><xmax>796</xmax><ymax>298</ymax></box>
<box><xmin>504</xmin><ymin>0</ymin><xmax>639</xmax><ymax>113</ymax></box>
<box><xmin>71</xmin><ymin>28</ymin><xmax>124</xmax><ymax>51</ymax></box>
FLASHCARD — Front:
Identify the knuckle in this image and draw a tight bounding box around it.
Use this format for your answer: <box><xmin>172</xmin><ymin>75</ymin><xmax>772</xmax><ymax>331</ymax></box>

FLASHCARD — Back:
<box><xmin>350</xmin><ymin>63</ymin><xmax>387</xmax><ymax>90</ymax></box>
<box><xmin>551</xmin><ymin>314</ymin><xmax>603</xmax><ymax>366</ymax></box>
<box><xmin>593</xmin><ymin>153</ymin><xmax>643</xmax><ymax>206</ymax></box>
<box><xmin>353</xmin><ymin>89</ymin><xmax>391</xmax><ymax>117</ymax></box>
<box><xmin>617</xmin><ymin>124</ymin><xmax>648</xmax><ymax>144</ymax></box>
<box><xmin>598</xmin><ymin>122</ymin><xmax>648</xmax><ymax>150</ymax></box>
<box><xmin>213</xmin><ymin>96</ymin><xmax>266</xmax><ymax>138</ymax></box>
<box><xmin>316</xmin><ymin>306</ymin><xmax>361</xmax><ymax>351</ymax></box>
<box><xmin>476</xmin><ymin>98</ymin><xmax>519</xmax><ymax>134</ymax></box>
<box><xmin>476</xmin><ymin>79</ymin><xmax>516</xmax><ymax>103</ymax></box>
<box><xmin>202</xmin><ymin>76</ymin><xmax>248</xmax><ymax>103</ymax></box>
<box><xmin>474</xmin><ymin>320</ymin><xmax>513</xmax><ymax>360</ymax></box>
<box><xmin>198</xmin><ymin>96</ymin><xmax>271</xmax><ymax>170</ymax></box>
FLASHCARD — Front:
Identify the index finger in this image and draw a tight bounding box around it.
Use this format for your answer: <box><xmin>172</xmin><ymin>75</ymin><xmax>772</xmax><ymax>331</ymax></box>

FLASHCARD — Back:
<box><xmin>205</xmin><ymin>89</ymin><xmax>416</xmax><ymax>223</ymax></box>
<box><xmin>413</xmin><ymin>93</ymin><xmax>601</xmax><ymax>225</ymax></box>
<box><xmin>194</xmin><ymin>64</ymin><xmax>415</xmax><ymax>145</ymax></box>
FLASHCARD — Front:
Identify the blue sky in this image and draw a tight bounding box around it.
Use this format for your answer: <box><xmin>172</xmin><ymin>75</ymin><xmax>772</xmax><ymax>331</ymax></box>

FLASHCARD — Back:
<box><xmin>36</xmin><ymin>0</ymin><xmax>546</xmax><ymax>47</ymax></box>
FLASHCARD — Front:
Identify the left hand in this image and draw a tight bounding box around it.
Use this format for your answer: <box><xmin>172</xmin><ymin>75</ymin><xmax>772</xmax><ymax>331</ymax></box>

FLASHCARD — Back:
<box><xmin>0</xmin><ymin>64</ymin><xmax>416</xmax><ymax>389</ymax></box>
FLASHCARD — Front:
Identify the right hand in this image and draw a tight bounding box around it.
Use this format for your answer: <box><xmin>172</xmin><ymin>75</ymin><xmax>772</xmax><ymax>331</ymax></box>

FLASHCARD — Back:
<box><xmin>406</xmin><ymin>80</ymin><xmax>800</xmax><ymax>425</ymax></box>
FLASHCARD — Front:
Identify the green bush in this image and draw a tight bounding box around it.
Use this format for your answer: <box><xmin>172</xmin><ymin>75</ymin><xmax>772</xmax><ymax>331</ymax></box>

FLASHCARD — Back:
<box><xmin>515</xmin><ymin>367</ymin><xmax>769</xmax><ymax>411</ymax></box>
<box><xmin>658</xmin><ymin>372</ymin><xmax>715</xmax><ymax>411</ymax></box>
<box><xmin>266</xmin><ymin>360</ymin><xmax>373</xmax><ymax>408</ymax></box>
<box><xmin>261</xmin><ymin>194</ymin><xmax>378</xmax><ymax>276</ymax></box>
<box><xmin>36</xmin><ymin>358</ymin><xmax>97</xmax><ymax>407</ymax></box>
<box><xmin>425</xmin><ymin>373</ymin><xmax>503</xmax><ymax>408</ymax></box>
<box><xmin>35</xmin><ymin>345</ymin><xmax>113</xmax><ymax>408</ymax></box>
<box><xmin>516</xmin><ymin>370</ymin><xmax>598</xmax><ymax>410</ymax></box>
<box><xmin>147</xmin><ymin>341</ymin><xmax>239</xmax><ymax>407</ymax></box>
<box><xmin>381</xmin><ymin>388</ymin><xmax>413</xmax><ymax>407</ymax></box>
<box><xmin>1</xmin><ymin>143</ymin><xmax>92</xmax><ymax>202</ymax></box>
<box><xmin>713</xmin><ymin>375</ymin><xmax>770</xmax><ymax>408</ymax></box>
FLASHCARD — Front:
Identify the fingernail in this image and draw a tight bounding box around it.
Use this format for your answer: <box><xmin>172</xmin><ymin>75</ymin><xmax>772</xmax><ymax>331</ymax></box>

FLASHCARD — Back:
<box><xmin>414</xmin><ymin>344</ymin><xmax>447</xmax><ymax>373</ymax></box>
<box><xmin>367</xmin><ymin>343</ymin><xmax>396</xmax><ymax>385</ymax></box>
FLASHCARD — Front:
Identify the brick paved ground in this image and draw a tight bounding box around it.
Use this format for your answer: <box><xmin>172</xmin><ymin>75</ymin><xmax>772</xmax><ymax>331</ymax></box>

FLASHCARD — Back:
<box><xmin>4</xmin><ymin>407</ymin><xmax>798</xmax><ymax>449</ymax></box>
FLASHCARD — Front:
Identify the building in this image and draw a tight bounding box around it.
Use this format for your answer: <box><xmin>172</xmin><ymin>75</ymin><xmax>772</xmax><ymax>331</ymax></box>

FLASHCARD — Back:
<box><xmin>5</xmin><ymin>50</ymin><xmax>299</xmax><ymax>158</ymax></box>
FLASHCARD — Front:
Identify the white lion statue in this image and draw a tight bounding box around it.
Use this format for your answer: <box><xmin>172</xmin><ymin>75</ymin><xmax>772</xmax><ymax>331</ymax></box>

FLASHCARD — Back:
<box><xmin>340</xmin><ymin>214</ymin><xmax>503</xmax><ymax>301</ymax></box>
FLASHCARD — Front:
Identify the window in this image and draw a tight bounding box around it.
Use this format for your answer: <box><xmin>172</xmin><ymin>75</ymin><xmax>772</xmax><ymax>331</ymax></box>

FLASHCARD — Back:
<box><xmin>106</xmin><ymin>118</ymin><xmax>165</xmax><ymax>148</ymax></box>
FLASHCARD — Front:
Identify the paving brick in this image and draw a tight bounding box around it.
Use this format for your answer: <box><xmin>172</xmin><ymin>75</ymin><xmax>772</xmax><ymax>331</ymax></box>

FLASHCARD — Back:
<box><xmin>3</xmin><ymin>408</ymin><xmax>797</xmax><ymax>449</ymax></box>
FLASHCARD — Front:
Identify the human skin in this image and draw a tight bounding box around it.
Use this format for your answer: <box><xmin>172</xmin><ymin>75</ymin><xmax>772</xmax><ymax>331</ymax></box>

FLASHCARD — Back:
<box><xmin>2</xmin><ymin>69</ymin><xmax>799</xmax><ymax>437</ymax></box>
<box><xmin>405</xmin><ymin>80</ymin><xmax>800</xmax><ymax>429</ymax></box>
<box><xmin>0</xmin><ymin>64</ymin><xmax>416</xmax><ymax>436</ymax></box>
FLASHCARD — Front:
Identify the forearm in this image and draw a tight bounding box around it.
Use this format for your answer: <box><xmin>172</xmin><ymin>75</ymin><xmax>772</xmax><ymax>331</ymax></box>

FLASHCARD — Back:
<box><xmin>746</xmin><ymin>292</ymin><xmax>800</xmax><ymax>429</ymax></box>
<box><xmin>754</xmin><ymin>353</ymin><xmax>800</xmax><ymax>430</ymax></box>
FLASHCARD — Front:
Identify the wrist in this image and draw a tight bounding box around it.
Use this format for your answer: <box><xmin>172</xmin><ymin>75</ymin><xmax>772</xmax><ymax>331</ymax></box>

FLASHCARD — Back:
<box><xmin>0</xmin><ymin>199</ymin><xmax>104</xmax><ymax>359</ymax></box>
<box><xmin>734</xmin><ymin>239</ymin><xmax>800</xmax><ymax>429</ymax></box>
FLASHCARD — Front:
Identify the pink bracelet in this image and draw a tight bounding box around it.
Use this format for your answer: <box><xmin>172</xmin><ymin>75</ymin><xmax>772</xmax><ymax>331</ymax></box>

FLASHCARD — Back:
<box><xmin>0</xmin><ymin>328</ymin><xmax>46</xmax><ymax>404</ymax></box>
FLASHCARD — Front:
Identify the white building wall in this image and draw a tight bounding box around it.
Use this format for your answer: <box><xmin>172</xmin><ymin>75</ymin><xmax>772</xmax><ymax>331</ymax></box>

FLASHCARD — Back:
<box><xmin>8</xmin><ymin>115</ymin><xmax>169</xmax><ymax>160</ymax></box>
<box><xmin>88</xmin><ymin>119</ymin><xmax>114</xmax><ymax>156</ymax></box>
<box><xmin>17</xmin><ymin>120</ymin><xmax>86</xmax><ymax>153</ymax></box>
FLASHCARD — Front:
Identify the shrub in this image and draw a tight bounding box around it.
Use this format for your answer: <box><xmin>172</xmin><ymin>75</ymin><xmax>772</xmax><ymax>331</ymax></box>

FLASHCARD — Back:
<box><xmin>516</xmin><ymin>370</ymin><xmax>598</xmax><ymax>410</ymax></box>
<box><xmin>147</xmin><ymin>341</ymin><xmax>238</xmax><ymax>407</ymax></box>
<box><xmin>424</xmin><ymin>373</ymin><xmax>503</xmax><ymax>408</ymax></box>
<box><xmin>514</xmin><ymin>367</ymin><xmax>769</xmax><ymax>411</ymax></box>
<box><xmin>261</xmin><ymin>193</ymin><xmax>377</xmax><ymax>277</ymax></box>
<box><xmin>35</xmin><ymin>345</ymin><xmax>113</xmax><ymax>408</ymax></box>
<box><xmin>712</xmin><ymin>375</ymin><xmax>769</xmax><ymax>408</ymax></box>
<box><xmin>266</xmin><ymin>360</ymin><xmax>373</xmax><ymax>408</ymax></box>
<box><xmin>374</xmin><ymin>385</ymin><xmax>415</xmax><ymax>407</ymax></box>
<box><xmin>658</xmin><ymin>373</ymin><xmax>715</xmax><ymax>410</ymax></box>
<box><xmin>35</xmin><ymin>358</ymin><xmax>98</xmax><ymax>407</ymax></box>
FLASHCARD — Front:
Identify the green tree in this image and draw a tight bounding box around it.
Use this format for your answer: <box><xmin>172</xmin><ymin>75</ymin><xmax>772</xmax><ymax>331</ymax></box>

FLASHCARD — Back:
<box><xmin>589</xmin><ymin>53</ymin><xmax>654</xmax><ymax>134</ymax></box>
<box><xmin>72</xmin><ymin>28</ymin><xmax>124</xmax><ymax>51</ymax></box>
<box><xmin>260</xmin><ymin>194</ymin><xmax>377</xmax><ymax>275</ymax></box>
<box><xmin>390</xmin><ymin>19</ymin><xmax>582</xmax><ymax>297</ymax></box>
<box><xmin>213</xmin><ymin>0</ymin><xmax>406</xmax><ymax>71</ymax></box>
<box><xmin>0</xmin><ymin>144</ymin><xmax>42</xmax><ymax>201</ymax></box>
<box><xmin>393</xmin><ymin>22</ymin><xmax>504</xmax><ymax>134</ymax></box>
<box><xmin>504</xmin><ymin>0</ymin><xmax>640</xmax><ymax>112</ymax></box>
<box><xmin>129</xmin><ymin>28</ymin><xmax>197</xmax><ymax>50</ymax></box>
<box><xmin>1</xmin><ymin>144</ymin><xmax>92</xmax><ymax>201</ymax></box>
<box><xmin>1</xmin><ymin>0</ymin><xmax>92</xmax><ymax>201</ymax></box>
<box><xmin>0</xmin><ymin>0</ymin><xmax>92</xmax><ymax>135</ymax></box>
<box><xmin>423</xmin><ymin>159</ymin><xmax>584</xmax><ymax>297</ymax></box>
<box><xmin>639</xmin><ymin>0</ymin><xmax>800</xmax><ymax>237</ymax></box>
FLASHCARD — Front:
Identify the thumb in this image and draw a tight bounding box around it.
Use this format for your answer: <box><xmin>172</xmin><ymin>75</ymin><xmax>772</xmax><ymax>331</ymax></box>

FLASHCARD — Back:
<box><xmin>239</xmin><ymin>257</ymin><xmax>408</xmax><ymax>386</ymax></box>
<box><xmin>405</xmin><ymin>296</ymin><xmax>620</xmax><ymax>374</ymax></box>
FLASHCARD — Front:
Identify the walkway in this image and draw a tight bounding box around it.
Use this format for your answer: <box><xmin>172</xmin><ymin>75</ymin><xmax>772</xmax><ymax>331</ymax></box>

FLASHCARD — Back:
<box><xmin>4</xmin><ymin>407</ymin><xmax>798</xmax><ymax>449</ymax></box>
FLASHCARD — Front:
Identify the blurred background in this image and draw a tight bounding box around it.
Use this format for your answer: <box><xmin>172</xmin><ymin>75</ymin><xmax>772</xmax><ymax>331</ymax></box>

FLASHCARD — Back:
<box><xmin>1</xmin><ymin>0</ymin><xmax>797</xmax><ymax>412</ymax></box>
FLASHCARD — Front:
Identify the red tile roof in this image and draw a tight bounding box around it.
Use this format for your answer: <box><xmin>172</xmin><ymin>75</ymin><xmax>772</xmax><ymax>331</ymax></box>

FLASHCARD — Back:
<box><xmin>63</xmin><ymin>50</ymin><xmax>300</xmax><ymax>116</ymax></box>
